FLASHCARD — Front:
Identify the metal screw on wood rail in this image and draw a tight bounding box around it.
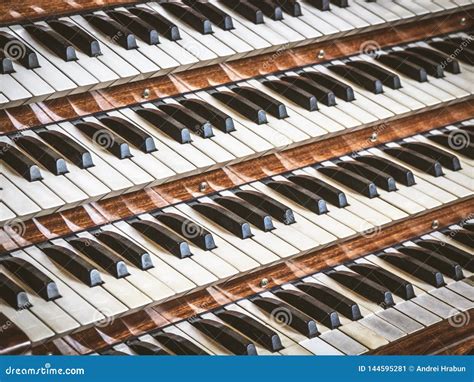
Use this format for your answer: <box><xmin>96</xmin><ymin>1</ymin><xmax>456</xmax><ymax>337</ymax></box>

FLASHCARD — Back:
<box><xmin>260</xmin><ymin>278</ymin><xmax>269</xmax><ymax>288</ymax></box>
<box><xmin>460</xmin><ymin>17</ymin><xmax>466</xmax><ymax>25</ymax></box>
<box><xmin>198</xmin><ymin>182</ymin><xmax>208</xmax><ymax>192</ymax></box>
<box><xmin>317</xmin><ymin>49</ymin><xmax>325</xmax><ymax>59</ymax></box>
<box><xmin>142</xmin><ymin>88</ymin><xmax>150</xmax><ymax>99</ymax></box>
<box><xmin>431</xmin><ymin>220</ymin><xmax>440</xmax><ymax>229</ymax></box>
<box><xmin>370</xmin><ymin>132</ymin><xmax>378</xmax><ymax>142</ymax></box>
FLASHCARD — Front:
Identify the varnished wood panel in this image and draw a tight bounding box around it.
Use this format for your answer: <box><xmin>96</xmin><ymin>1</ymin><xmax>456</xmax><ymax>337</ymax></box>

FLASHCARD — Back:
<box><xmin>2</xmin><ymin>99</ymin><xmax>472</xmax><ymax>252</ymax></box>
<box><xmin>1</xmin><ymin>11</ymin><xmax>472</xmax><ymax>135</ymax></box>
<box><xmin>27</xmin><ymin>199</ymin><xmax>473</xmax><ymax>354</ymax></box>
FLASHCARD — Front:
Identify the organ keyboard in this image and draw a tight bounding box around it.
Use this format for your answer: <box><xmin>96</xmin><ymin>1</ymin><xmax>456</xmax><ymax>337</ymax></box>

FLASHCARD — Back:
<box><xmin>0</xmin><ymin>0</ymin><xmax>473</xmax><ymax>356</ymax></box>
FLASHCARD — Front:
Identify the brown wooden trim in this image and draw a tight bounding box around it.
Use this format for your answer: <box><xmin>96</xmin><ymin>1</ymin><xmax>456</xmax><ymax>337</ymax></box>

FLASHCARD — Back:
<box><xmin>27</xmin><ymin>199</ymin><xmax>473</xmax><ymax>355</ymax></box>
<box><xmin>2</xmin><ymin>99</ymin><xmax>472</xmax><ymax>253</ymax></box>
<box><xmin>1</xmin><ymin>11</ymin><xmax>472</xmax><ymax>135</ymax></box>
<box><xmin>369</xmin><ymin>310</ymin><xmax>474</xmax><ymax>355</ymax></box>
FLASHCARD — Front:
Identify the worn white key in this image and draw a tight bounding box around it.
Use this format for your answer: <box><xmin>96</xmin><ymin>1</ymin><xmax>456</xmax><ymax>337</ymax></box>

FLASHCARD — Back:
<box><xmin>0</xmin><ymin>174</ymin><xmax>40</xmax><ymax>219</ymax></box>
<box><xmin>0</xmin><ymin>203</ymin><xmax>16</xmax><ymax>225</ymax></box>
<box><xmin>394</xmin><ymin>0</ymin><xmax>430</xmax><ymax>16</ymax></box>
<box><xmin>301</xmin><ymin>4</ymin><xmax>354</xmax><ymax>34</ymax></box>
<box><xmin>297</xmin><ymin>4</ymin><xmax>340</xmax><ymax>38</ymax></box>
<box><xmin>0</xmin><ymin>71</ymin><xmax>31</xmax><ymax>107</ymax></box>
<box><xmin>394</xmin><ymin>300</ymin><xmax>441</xmax><ymax>326</ymax></box>
<box><xmin>339</xmin><ymin>321</ymin><xmax>389</xmax><ymax>350</ymax></box>
<box><xmin>329</xmin><ymin>5</ymin><xmax>371</xmax><ymax>29</ymax></box>
<box><xmin>353</xmin><ymin>0</ymin><xmax>400</xmax><ymax>22</ymax></box>
<box><xmin>23</xmin><ymin>245</ymin><xmax>128</xmax><ymax>318</ymax></box>
<box><xmin>299</xmin><ymin>336</ymin><xmax>344</xmax><ymax>355</ymax></box>
<box><xmin>7</xmin><ymin>59</ymin><xmax>54</xmax><ymax>103</ymax></box>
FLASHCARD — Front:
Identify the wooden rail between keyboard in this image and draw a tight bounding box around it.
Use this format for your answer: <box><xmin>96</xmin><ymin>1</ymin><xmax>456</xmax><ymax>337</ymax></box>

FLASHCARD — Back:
<box><xmin>25</xmin><ymin>198</ymin><xmax>473</xmax><ymax>355</ymax></box>
<box><xmin>1</xmin><ymin>99</ymin><xmax>472</xmax><ymax>253</ymax></box>
<box><xmin>0</xmin><ymin>10</ymin><xmax>472</xmax><ymax>134</ymax></box>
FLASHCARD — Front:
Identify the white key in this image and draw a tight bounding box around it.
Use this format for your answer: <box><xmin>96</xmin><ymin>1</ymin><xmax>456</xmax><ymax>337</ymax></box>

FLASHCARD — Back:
<box><xmin>393</xmin><ymin>0</ymin><xmax>430</xmax><ymax>16</ymax></box>
<box><xmin>76</xmin><ymin>231</ymin><xmax>175</xmax><ymax>303</ymax></box>
<box><xmin>0</xmin><ymin>174</ymin><xmax>40</xmax><ymax>219</ymax></box>
<box><xmin>0</xmin><ymin>299</ymin><xmax>54</xmax><ymax>342</ymax></box>
<box><xmin>338</xmin><ymin>321</ymin><xmax>389</xmax><ymax>350</ymax></box>
<box><xmin>220</xmin><ymin>17</ymin><xmax>271</xmax><ymax>55</ymax></box>
<box><xmin>23</xmin><ymin>245</ymin><xmax>128</xmax><ymax>318</ymax></box>
<box><xmin>18</xmin><ymin>248</ymin><xmax>102</xmax><ymax>326</ymax></box>
<box><xmin>296</xmin><ymin>4</ymin><xmax>340</xmax><ymax>38</ymax></box>
<box><xmin>163</xmin><ymin>206</ymin><xmax>259</xmax><ymax>272</ymax></box>
<box><xmin>0</xmin><ymin>71</ymin><xmax>31</xmax><ymax>107</ymax></box>
<box><xmin>0</xmin><ymin>203</ymin><xmax>16</xmax><ymax>225</ymax></box>
<box><xmin>329</xmin><ymin>5</ymin><xmax>371</xmax><ymax>29</ymax></box>
<box><xmin>279</xmin><ymin>11</ymin><xmax>322</xmax><ymax>42</ymax></box>
<box><xmin>46</xmin><ymin>124</ymin><xmax>133</xmax><ymax>196</ymax></box>
<box><xmin>414</xmin><ymin>0</ymin><xmax>445</xmax><ymax>12</ymax></box>
<box><xmin>299</xmin><ymin>336</ymin><xmax>344</xmax><ymax>355</ymax></box>
<box><xmin>301</xmin><ymin>4</ymin><xmax>354</xmax><ymax>34</ymax></box>
<box><xmin>114</xmin><ymin>217</ymin><xmax>217</xmax><ymax>288</ymax></box>
<box><xmin>119</xmin><ymin>106</ymin><xmax>215</xmax><ymax>171</ymax></box>
<box><xmin>353</xmin><ymin>0</ymin><xmax>400</xmax><ymax>23</ymax></box>
<box><xmin>51</xmin><ymin>238</ymin><xmax>151</xmax><ymax>310</ymax></box>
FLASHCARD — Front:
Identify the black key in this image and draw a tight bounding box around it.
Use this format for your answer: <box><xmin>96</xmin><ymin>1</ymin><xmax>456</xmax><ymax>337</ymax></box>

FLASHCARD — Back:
<box><xmin>0</xmin><ymin>142</ymin><xmax>42</xmax><ymax>182</ymax></box>
<box><xmin>379</xmin><ymin>252</ymin><xmax>445</xmax><ymax>287</ymax></box>
<box><xmin>98</xmin><ymin>116</ymin><xmax>156</xmax><ymax>153</ymax></box>
<box><xmin>295</xmin><ymin>282</ymin><xmax>362</xmax><ymax>320</ymax></box>
<box><xmin>383</xmin><ymin>147</ymin><xmax>444</xmax><ymax>177</ymax></box>
<box><xmin>306</xmin><ymin>0</ymin><xmax>330</xmax><ymax>11</ymax></box>
<box><xmin>274</xmin><ymin>0</ymin><xmax>302</xmax><ymax>16</ymax></box>
<box><xmin>463</xmin><ymin>222</ymin><xmax>474</xmax><ymax>232</ymax></box>
<box><xmin>330</xmin><ymin>0</ymin><xmax>348</xmax><ymax>7</ymax></box>
<box><xmin>135</xmin><ymin>107</ymin><xmax>191</xmax><ymax>144</ymax></box>
<box><xmin>346</xmin><ymin>61</ymin><xmax>401</xmax><ymax>89</ymax></box>
<box><xmin>265</xmin><ymin>180</ymin><xmax>328</xmax><ymax>214</ymax></box>
<box><xmin>263</xmin><ymin>80</ymin><xmax>318</xmax><ymax>111</ymax></box>
<box><xmin>274</xmin><ymin>289</ymin><xmax>340</xmax><ymax>329</ymax></box>
<box><xmin>75</xmin><ymin>121</ymin><xmax>132</xmax><ymax>159</ymax></box>
<box><xmin>24</xmin><ymin>24</ymin><xmax>77</xmax><ymax>61</ymax></box>
<box><xmin>354</xmin><ymin>155</ymin><xmax>415</xmax><ymax>186</ymax></box>
<box><xmin>288</xmin><ymin>175</ymin><xmax>348</xmax><ymax>208</ymax></box>
<box><xmin>129</xmin><ymin>7</ymin><xmax>181</xmax><ymax>41</ymax></box>
<box><xmin>214</xmin><ymin>195</ymin><xmax>275</xmax><ymax>231</ymax></box>
<box><xmin>328</xmin><ymin>65</ymin><xmax>383</xmax><ymax>94</ymax></box>
<box><xmin>429</xmin><ymin>41</ymin><xmax>473</xmax><ymax>65</ymax></box>
<box><xmin>15</xmin><ymin>136</ymin><xmax>69</xmax><ymax>175</ymax></box>
<box><xmin>93</xmin><ymin>230</ymin><xmax>154</xmax><ymax>270</ymax></box>
<box><xmin>84</xmin><ymin>14</ymin><xmax>137</xmax><ymax>50</ymax></box>
<box><xmin>426</xmin><ymin>133</ymin><xmax>474</xmax><ymax>160</ymax></box>
<box><xmin>400</xmin><ymin>142</ymin><xmax>461</xmax><ymax>171</ymax></box>
<box><xmin>47</xmin><ymin>19</ymin><xmax>101</xmax><ymax>57</ymax></box>
<box><xmin>131</xmin><ymin>219</ymin><xmax>192</xmax><ymax>258</ymax></box>
<box><xmin>247</xmin><ymin>0</ymin><xmax>283</xmax><ymax>20</ymax></box>
<box><xmin>250</xmin><ymin>296</ymin><xmax>319</xmax><ymax>337</ymax></box>
<box><xmin>152</xmin><ymin>332</ymin><xmax>209</xmax><ymax>355</ymax></box>
<box><xmin>281</xmin><ymin>75</ymin><xmax>336</xmax><ymax>106</ymax></box>
<box><xmin>211</xmin><ymin>91</ymin><xmax>267</xmax><ymax>124</ymax></box>
<box><xmin>235</xmin><ymin>190</ymin><xmax>295</xmax><ymax>225</ymax></box>
<box><xmin>41</xmin><ymin>244</ymin><xmax>103</xmax><ymax>287</ymax></box>
<box><xmin>179</xmin><ymin>98</ymin><xmax>235</xmax><ymax>133</ymax></box>
<box><xmin>0</xmin><ymin>53</ymin><xmax>14</xmax><ymax>74</ymax></box>
<box><xmin>183</xmin><ymin>0</ymin><xmax>234</xmax><ymax>30</ymax></box>
<box><xmin>191</xmin><ymin>318</ymin><xmax>257</xmax><ymax>355</ymax></box>
<box><xmin>336</xmin><ymin>160</ymin><xmax>396</xmax><ymax>192</ymax></box>
<box><xmin>127</xmin><ymin>339</ymin><xmax>169</xmax><ymax>355</ymax></box>
<box><xmin>161</xmin><ymin>2</ymin><xmax>213</xmax><ymax>34</ymax></box>
<box><xmin>299</xmin><ymin>71</ymin><xmax>355</xmax><ymax>102</ymax></box>
<box><xmin>36</xmin><ymin>130</ymin><xmax>94</xmax><ymax>169</ymax></box>
<box><xmin>0</xmin><ymin>31</ymin><xmax>40</xmax><ymax>69</ymax></box>
<box><xmin>406</xmin><ymin>47</ymin><xmax>460</xmax><ymax>74</ymax></box>
<box><xmin>231</xmin><ymin>86</ymin><xmax>288</xmax><ymax>119</ymax></box>
<box><xmin>220</xmin><ymin>0</ymin><xmax>264</xmax><ymax>24</ymax></box>
<box><xmin>106</xmin><ymin>10</ymin><xmax>159</xmax><ymax>45</ymax></box>
<box><xmin>377</xmin><ymin>54</ymin><xmax>427</xmax><ymax>82</ymax></box>
<box><xmin>348</xmin><ymin>263</ymin><xmax>415</xmax><ymax>300</ymax></box>
<box><xmin>447</xmin><ymin>229</ymin><xmax>474</xmax><ymax>249</ymax></box>
<box><xmin>0</xmin><ymin>257</ymin><xmax>61</xmax><ymax>301</ymax></box>
<box><xmin>460</xmin><ymin>125</ymin><xmax>474</xmax><ymax>134</ymax></box>
<box><xmin>157</xmin><ymin>103</ymin><xmax>214</xmax><ymax>138</ymax></box>
<box><xmin>327</xmin><ymin>270</ymin><xmax>395</xmax><ymax>307</ymax></box>
<box><xmin>391</xmin><ymin>51</ymin><xmax>444</xmax><ymax>78</ymax></box>
<box><xmin>191</xmin><ymin>202</ymin><xmax>253</xmax><ymax>239</ymax></box>
<box><xmin>397</xmin><ymin>246</ymin><xmax>464</xmax><ymax>281</ymax></box>
<box><xmin>415</xmin><ymin>239</ymin><xmax>474</xmax><ymax>272</ymax></box>
<box><xmin>67</xmin><ymin>238</ymin><xmax>130</xmax><ymax>279</ymax></box>
<box><xmin>0</xmin><ymin>273</ymin><xmax>31</xmax><ymax>309</ymax></box>
<box><xmin>154</xmin><ymin>212</ymin><xmax>217</xmax><ymax>250</ymax></box>
<box><xmin>318</xmin><ymin>166</ymin><xmax>379</xmax><ymax>198</ymax></box>
<box><xmin>101</xmin><ymin>350</ymin><xmax>129</xmax><ymax>356</ymax></box>
<box><xmin>216</xmin><ymin>309</ymin><xmax>283</xmax><ymax>352</ymax></box>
